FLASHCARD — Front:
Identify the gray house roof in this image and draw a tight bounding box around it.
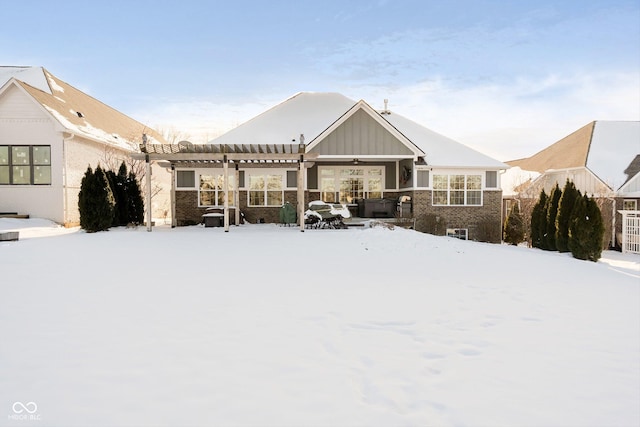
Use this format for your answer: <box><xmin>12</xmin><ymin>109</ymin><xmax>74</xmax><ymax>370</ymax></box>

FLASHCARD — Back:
<box><xmin>209</xmin><ymin>92</ymin><xmax>507</xmax><ymax>169</ymax></box>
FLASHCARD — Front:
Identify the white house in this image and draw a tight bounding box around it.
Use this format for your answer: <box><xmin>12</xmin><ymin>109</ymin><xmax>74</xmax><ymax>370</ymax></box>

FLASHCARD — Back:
<box><xmin>503</xmin><ymin>120</ymin><xmax>640</xmax><ymax>252</ymax></box>
<box><xmin>0</xmin><ymin>66</ymin><xmax>168</xmax><ymax>226</ymax></box>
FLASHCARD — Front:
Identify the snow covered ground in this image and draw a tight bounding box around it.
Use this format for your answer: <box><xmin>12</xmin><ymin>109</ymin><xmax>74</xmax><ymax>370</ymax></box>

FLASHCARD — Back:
<box><xmin>1</xmin><ymin>218</ymin><xmax>639</xmax><ymax>427</ymax></box>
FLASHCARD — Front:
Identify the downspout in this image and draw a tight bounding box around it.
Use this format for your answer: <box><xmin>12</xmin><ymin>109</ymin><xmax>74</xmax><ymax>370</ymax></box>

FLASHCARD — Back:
<box><xmin>62</xmin><ymin>132</ymin><xmax>75</xmax><ymax>226</ymax></box>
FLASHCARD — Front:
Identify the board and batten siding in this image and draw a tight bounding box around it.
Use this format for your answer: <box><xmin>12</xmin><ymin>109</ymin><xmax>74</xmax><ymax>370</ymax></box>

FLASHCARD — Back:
<box><xmin>309</xmin><ymin>109</ymin><xmax>414</xmax><ymax>156</ymax></box>
<box><xmin>0</xmin><ymin>84</ymin><xmax>67</xmax><ymax>222</ymax></box>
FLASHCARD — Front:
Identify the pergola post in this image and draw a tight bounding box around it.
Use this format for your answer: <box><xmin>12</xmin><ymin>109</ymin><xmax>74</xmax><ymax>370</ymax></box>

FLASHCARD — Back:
<box><xmin>146</xmin><ymin>154</ymin><xmax>152</xmax><ymax>232</ymax></box>
<box><xmin>223</xmin><ymin>155</ymin><xmax>229</xmax><ymax>232</ymax></box>
<box><xmin>235</xmin><ymin>164</ymin><xmax>240</xmax><ymax>226</ymax></box>
<box><xmin>170</xmin><ymin>164</ymin><xmax>176</xmax><ymax>228</ymax></box>
<box><xmin>298</xmin><ymin>155</ymin><xmax>305</xmax><ymax>232</ymax></box>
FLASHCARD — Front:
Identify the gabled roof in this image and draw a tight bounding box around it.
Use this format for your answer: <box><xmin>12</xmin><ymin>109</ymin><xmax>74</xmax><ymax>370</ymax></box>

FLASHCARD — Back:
<box><xmin>382</xmin><ymin>112</ymin><xmax>508</xmax><ymax>168</ymax></box>
<box><xmin>208</xmin><ymin>92</ymin><xmax>507</xmax><ymax>169</ymax></box>
<box><xmin>507</xmin><ymin>121</ymin><xmax>640</xmax><ymax>191</ymax></box>
<box><xmin>0</xmin><ymin>66</ymin><xmax>165</xmax><ymax>150</ymax></box>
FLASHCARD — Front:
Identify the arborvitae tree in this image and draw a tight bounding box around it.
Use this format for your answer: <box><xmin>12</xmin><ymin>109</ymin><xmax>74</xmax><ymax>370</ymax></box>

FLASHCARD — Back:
<box><xmin>569</xmin><ymin>194</ymin><xmax>605</xmax><ymax>261</ymax></box>
<box><xmin>544</xmin><ymin>183</ymin><xmax>562</xmax><ymax>251</ymax></box>
<box><xmin>113</xmin><ymin>162</ymin><xmax>131</xmax><ymax>226</ymax></box>
<box><xmin>530</xmin><ymin>189</ymin><xmax>548</xmax><ymax>249</ymax></box>
<box><xmin>78</xmin><ymin>165</ymin><xmax>94</xmax><ymax>231</ymax></box>
<box><xmin>125</xmin><ymin>171</ymin><xmax>145</xmax><ymax>225</ymax></box>
<box><xmin>504</xmin><ymin>202</ymin><xmax>525</xmax><ymax>245</ymax></box>
<box><xmin>78</xmin><ymin>165</ymin><xmax>116</xmax><ymax>232</ymax></box>
<box><xmin>555</xmin><ymin>180</ymin><xmax>580</xmax><ymax>253</ymax></box>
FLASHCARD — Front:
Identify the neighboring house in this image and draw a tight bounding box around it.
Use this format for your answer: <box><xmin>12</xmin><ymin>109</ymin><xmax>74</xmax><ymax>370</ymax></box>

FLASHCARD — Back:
<box><xmin>141</xmin><ymin>92</ymin><xmax>508</xmax><ymax>242</ymax></box>
<box><xmin>502</xmin><ymin>120</ymin><xmax>640</xmax><ymax>251</ymax></box>
<box><xmin>0</xmin><ymin>66</ymin><xmax>168</xmax><ymax>226</ymax></box>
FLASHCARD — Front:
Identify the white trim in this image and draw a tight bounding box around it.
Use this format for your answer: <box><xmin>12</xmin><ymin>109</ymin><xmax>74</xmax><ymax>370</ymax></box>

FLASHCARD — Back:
<box><xmin>306</xmin><ymin>100</ymin><xmax>424</xmax><ymax>158</ymax></box>
<box><xmin>618</xmin><ymin>210</ymin><xmax>640</xmax><ymax>254</ymax></box>
<box><xmin>432</xmin><ymin>173</ymin><xmax>484</xmax><ymax>206</ymax></box>
<box><xmin>618</xmin><ymin>171</ymin><xmax>640</xmax><ymax>194</ymax></box>
<box><xmin>318</xmin><ymin>165</ymin><xmax>385</xmax><ymax>204</ymax></box>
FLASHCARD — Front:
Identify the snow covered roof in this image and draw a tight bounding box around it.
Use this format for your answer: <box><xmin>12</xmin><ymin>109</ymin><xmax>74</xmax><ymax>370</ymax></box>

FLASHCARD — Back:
<box><xmin>209</xmin><ymin>92</ymin><xmax>507</xmax><ymax>169</ymax></box>
<box><xmin>500</xmin><ymin>166</ymin><xmax>541</xmax><ymax>197</ymax></box>
<box><xmin>210</xmin><ymin>92</ymin><xmax>356</xmax><ymax>146</ymax></box>
<box><xmin>507</xmin><ymin>121</ymin><xmax>640</xmax><ymax>191</ymax></box>
<box><xmin>0</xmin><ymin>66</ymin><xmax>165</xmax><ymax>150</ymax></box>
<box><xmin>588</xmin><ymin>121</ymin><xmax>640</xmax><ymax>190</ymax></box>
<box><xmin>381</xmin><ymin>111</ymin><xmax>508</xmax><ymax>169</ymax></box>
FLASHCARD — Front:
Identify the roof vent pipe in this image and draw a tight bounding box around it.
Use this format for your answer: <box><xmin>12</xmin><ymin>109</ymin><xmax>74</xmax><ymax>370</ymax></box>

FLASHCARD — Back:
<box><xmin>382</xmin><ymin>99</ymin><xmax>390</xmax><ymax>115</ymax></box>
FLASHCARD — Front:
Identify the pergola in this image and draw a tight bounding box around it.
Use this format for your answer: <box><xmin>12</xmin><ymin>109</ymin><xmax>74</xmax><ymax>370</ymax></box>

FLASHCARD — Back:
<box><xmin>133</xmin><ymin>142</ymin><xmax>318</xmax><ymax>232</ymax></box>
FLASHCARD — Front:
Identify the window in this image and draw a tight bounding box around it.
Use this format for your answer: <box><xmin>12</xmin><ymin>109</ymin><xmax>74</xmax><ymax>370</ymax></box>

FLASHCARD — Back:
<box><xmin>176</xmin><ymin>170</ymin><xmax>195</xmax><ymax>188</ymax></box>
<box><xmin>199</xmin><ymin>174</ymin><xmax>235</xmax><ymax>206</ymax></box>
<box><xmin>0</xmin><ymin>145</ymin><xmax>51</xmax><ymax>185</ymax></box>
<box><xmin>486</xmin><ymin>171</ymin><xmax>497</xmax><ymax>188</ymax></box>
<box><xmin>0</xmin><ymin>146</ymin><xmax>9</xmax><ymax>184</ymax></box>
<box><xmin>286</xmin><ymin>170</ymin><xmax>297</xmax><ymax>188</ymax></box>
<box><xmin>623</xmin><ymin>200</ymin><xmax>638</xmax><ymax>210</ymax></box>
<box><xmin>432</xmin><ymin>174</ymin><xmax>483</xmax><ymax>206</ymax></box>
<box><xmin>320</xmin><ymin>169</ymin><xmax>336</xmax><ymax>202</ymax></box>
<box><xmin>249</xmin><ymin>174</ymin><xmax>283</xmax><ymax>206</ymax></box>
<box><xmin>417</xmin><ymin>170</ymin><xmax>429</xmax><ymax>187</ymax></box>
<box><xmin>319</xmin><ymin>166</ymin><xmax>384</xmax><ymax>203</ymax></box>
<box><xmin>447</xmin><ymin>228</ymin><xmax>468</xmax><ymax>240</ymax></box>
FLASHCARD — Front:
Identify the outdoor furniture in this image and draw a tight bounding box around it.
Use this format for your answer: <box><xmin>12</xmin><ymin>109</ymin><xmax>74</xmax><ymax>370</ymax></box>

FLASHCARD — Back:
<box><xmin>202</xmin><ymin>213</ymin><xmax>224</xmax><ymax>227</ymax></box>
<box><xmin>304</xmin><ymin>201</ymin><xmax>349</xmax><ymax>229</ymax></box>
<box><xmin>357</xmin><ymin>198</ymin><xmax>397</xmax><ymax>218</ymax></box>
<box><xmin>279</xmin><ymin>202</ymin><xmax>297</xmax><ymax>226</ymax></box>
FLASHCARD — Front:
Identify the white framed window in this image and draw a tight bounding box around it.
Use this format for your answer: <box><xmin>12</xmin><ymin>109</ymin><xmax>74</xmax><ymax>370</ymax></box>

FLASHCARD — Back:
<box><xmin>432</xmin><ymin>174</ymin><xmax>483</xmax><ymax>206</ymax></box>
<box><xmin>199</xmin><ymin>174</ymin><xmax>235</xmax><ymax>206</ymax></box>
<box><xmin>623</xmin><ymin>200</ymin><xmax>638</xmax><ymax>210</ymax></box>
<box><xmin>319</xmin><ymin>166</ymin><xmax>384</xmax><ymax>204</ymax></box>
<box><xmin>447</xmin><ymin>228</ymin><xmax>468</xmax><ymax>240</ymax></box>
<box><xmin>248</xmin><ymin>174</ymin><xmax>283</xmax><ymax>206</ymax></box>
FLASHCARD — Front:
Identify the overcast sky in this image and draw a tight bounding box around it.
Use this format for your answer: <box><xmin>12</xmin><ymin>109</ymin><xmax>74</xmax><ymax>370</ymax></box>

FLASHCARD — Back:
<box><xmin>2</xmin><ymin>0</ymin><xmax>638</xmax><ymax>160</ymax></box>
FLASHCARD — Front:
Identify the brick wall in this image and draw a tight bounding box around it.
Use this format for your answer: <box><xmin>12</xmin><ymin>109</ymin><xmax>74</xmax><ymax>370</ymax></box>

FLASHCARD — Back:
<box><xmin>413</xmin><ymin>190</ymin><xmax>503</xmax><ymax>243</ymax></box>
<box><xmin>175</xmin><ymin>188</ymin><xmax>504</xmax><ymax>242</ymax></box>
<box><xmin>176</xmin><ymin>190</ymin><xmax>307</xmax><ymax>225</ymax></box>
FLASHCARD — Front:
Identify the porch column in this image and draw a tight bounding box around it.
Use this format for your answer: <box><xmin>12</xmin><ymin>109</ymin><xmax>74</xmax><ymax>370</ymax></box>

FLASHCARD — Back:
<box><xmin>170</xmin><ymin>164</ymin><xmax>176</xmax><ymax>228</ymax></box>
<box><xmin>235</xmin><ymin>164</ymin><xmax>240</xmax><ymax>226</ymax></box>
<box><xmin>146</xmin><ymin>154</ymin><xmax>152</xmax><ymax>232</ymax></box>
<box><xmin>223</xmin><ymin>155</ymin><xmax>229</xmax><ymax>232</ymax></box>
<box><xmin>298</xmin><ymin>155</ymin><xmax>305</xmax><ymax>232</ymax></box>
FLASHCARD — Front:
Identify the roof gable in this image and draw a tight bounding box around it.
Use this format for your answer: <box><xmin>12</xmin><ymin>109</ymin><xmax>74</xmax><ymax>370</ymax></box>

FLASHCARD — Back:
<box><xmin>209</xmin><ymin>92</ymin><xmax>356</xmax><ymax>146</ymax></box>
<box><xmin>507</xmin><ymin>122</ymin><xmax>593</xmax><ymax>173</ymax></box>
<box><xmin>587</xmin><ymin>121</ymin><xmax>640</xmax><ymax>190</ymax></box>
<box><xmin>1</xmin><ymin>67</ymin><xmax>165</xmax><ymax>149</ymax></box>
<box><xmin>0</xmin><ymin>80</ymin><xmax>58</xmax><ymax>122</ymax></box>
<box><xmin>309</xmin><ymin>107</ymin><xmax>415</xmax><ymax>156</ymax></box>
<box><xmin>507</xmin><ymin>121</ymin><xmax>640</xmax><ymax>191</ymax></box>
<box><xmin>0</xmin><ymin>66</ymin><xmax>51</xmax><ymax>94</ymax></box>
<box><xmin>209</xmin><ymin>92</ymin><xmax>506</xmax><ymax>168</ymax></box>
